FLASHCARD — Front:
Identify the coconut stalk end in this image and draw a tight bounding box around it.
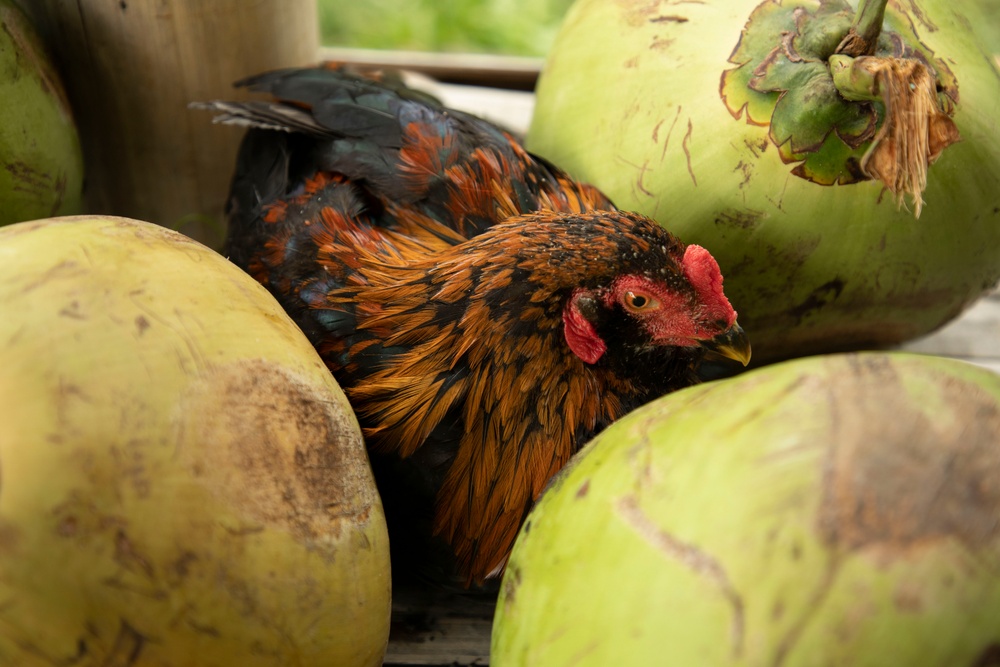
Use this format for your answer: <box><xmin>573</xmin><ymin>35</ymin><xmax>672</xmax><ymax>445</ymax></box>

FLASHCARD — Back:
<box><xmin>831</xmin><ymin>54</ymin><xmax>961</xmax><ymax>217</ymax></box>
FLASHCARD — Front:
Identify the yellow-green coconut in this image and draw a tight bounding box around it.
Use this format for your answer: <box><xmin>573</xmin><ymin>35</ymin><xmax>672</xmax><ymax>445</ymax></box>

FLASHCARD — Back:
<box><xmin>493</xmin><ymin>352</ymin><xmax>1000</xmax><ymax>666</ymax></box>
<box><xmin>0</xmin><ymin>216</ymin><xmax>390</xmax><ymax>666</ymax></box>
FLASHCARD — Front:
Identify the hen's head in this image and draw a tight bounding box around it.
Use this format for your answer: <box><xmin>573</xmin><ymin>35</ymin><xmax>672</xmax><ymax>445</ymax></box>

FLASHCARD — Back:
<box><xmin>512</xmin><ymin>210</ymin><xmax>752</xmax><ymax>383</ymax></box>
<box><xmin>563</xmin><ymin>238</ymin><xmax>747</xmax><ymax>364</ymax></box>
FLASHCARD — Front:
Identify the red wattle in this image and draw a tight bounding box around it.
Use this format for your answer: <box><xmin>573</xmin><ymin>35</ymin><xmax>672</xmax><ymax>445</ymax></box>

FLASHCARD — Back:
<box><xmin>563</xmin><ymin>295</ymin><xmax>606</xmax><ymax>364</ymax></box>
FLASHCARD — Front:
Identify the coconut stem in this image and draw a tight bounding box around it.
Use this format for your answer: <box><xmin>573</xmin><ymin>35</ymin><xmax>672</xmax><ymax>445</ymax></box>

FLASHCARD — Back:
<box><xmin>828</xmin><ymin>0</ymin><xmax>962</xmax><ymax>217</ymax></box>
<box><xmin>829</xmin><ymin>54</ymin><xmax>880</xmax><ymax>102</ymax></box>
<box><xmin>836</xmin><ymin>0</ymin><xmax>889</xmax><ymax>57</ymax></box>
<box><xmin>829</xmin><ymin>54</ymin><xmax>961</xmax><ymax>217</ymax></box>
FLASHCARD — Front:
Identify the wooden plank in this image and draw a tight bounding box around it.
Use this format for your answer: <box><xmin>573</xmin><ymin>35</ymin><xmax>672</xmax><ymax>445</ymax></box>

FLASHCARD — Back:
<box><xmin>383</xmin><ymin>583</ymin><xmax>495</xmax><ymax>666</ymax></box>
<box><xmin>403</xmin><ymin>74</ymin><xmax>536</xmax><ymax>137</ymax></box>
<box><xmin>898</xmin><ymin>289</ymin><xmax>1000</xmax><ymax>367</ymax></box>
<box><xmin>319</xmin><ymin>46</ymin><xmax>542</xmax><ymax>91</ymax></box>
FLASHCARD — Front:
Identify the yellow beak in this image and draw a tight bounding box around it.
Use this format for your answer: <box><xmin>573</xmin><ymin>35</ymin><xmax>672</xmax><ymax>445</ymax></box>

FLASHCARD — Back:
<box><xmin>700</xmin><ymin>322</ymin><xmax>751</xmax><ymax>366</ymax></box>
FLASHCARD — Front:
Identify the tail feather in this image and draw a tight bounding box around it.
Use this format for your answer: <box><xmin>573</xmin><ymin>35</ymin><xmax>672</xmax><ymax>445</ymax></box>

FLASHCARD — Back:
<box><xmin>201</xmin><ymin>63</ymin><xmax>617</xmax><ymax>291</ymax></box>
<box><xmin>190</xmin><ymin>100</ymin><xmax>329</xmax><ymax>135</ymax></box>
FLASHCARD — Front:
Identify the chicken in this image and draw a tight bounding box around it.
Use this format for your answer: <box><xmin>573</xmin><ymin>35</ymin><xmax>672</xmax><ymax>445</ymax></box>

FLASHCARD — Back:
<box><xmin>199</xmin><ymin>65</ymin><xmax>751</xmax><ymax>587</ymax></box>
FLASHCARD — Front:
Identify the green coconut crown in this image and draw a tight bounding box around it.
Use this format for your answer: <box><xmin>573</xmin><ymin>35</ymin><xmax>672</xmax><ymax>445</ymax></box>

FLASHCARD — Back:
<box><xmin>720</xmin><ymin>0</ymin><xmax>959</xmax><ymax>215</ymax></box>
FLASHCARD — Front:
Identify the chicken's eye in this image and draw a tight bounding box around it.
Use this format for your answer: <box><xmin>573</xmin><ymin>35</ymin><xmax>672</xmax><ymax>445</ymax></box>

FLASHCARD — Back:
<box><xmin>623</xmin><ymin>291</ymin><xmax>659</xmax><ymax>312</ymax></box>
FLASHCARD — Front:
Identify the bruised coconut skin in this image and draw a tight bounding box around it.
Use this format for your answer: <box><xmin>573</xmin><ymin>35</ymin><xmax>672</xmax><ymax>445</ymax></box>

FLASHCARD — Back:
<box><xmin>528</xmin><ymin>0</ymin><xmax>1000</xmax><ymax>363</ymax></box>
<box><xmin>0</xmin><ymin>216</ymin><xmax>391</xmax><ymax>666</ymax></box>
<box><xmin>493</xmin><ymin>352</ymin><xmax>1000</xmax><ymax>666</ymax></box>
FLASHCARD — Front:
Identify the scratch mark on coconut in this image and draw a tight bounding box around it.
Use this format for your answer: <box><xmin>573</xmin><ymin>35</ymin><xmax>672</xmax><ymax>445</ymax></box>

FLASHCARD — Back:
<box><xmin>900</xmin><ymin>0</ymin><xmax>937</xmax><ymax>33</ymax></box>
<box><xmin>620</xmin><ymin>0</ymin><xmax>702</xmax><ymax>26</ymax></box>
<box><xmin>4</xmin><ymin>626</ymin><xmax>86</xmax><ymax>665</ymax></box>
<box><xmin>759</xmin><ymin>170</ymin><xmax>793</xmax><ymax>213</ymax></box>
<box><xmin>222</xmin><ymin>524</ymin><xmax>266</xmax><ymax>536</ymax></box>
<box><xmin>650</xmin><ymin>35</ymin><xmax>675</xmax><ymax>51</ymax></box>
<box><xmin>649</xmin><ymin>15</ymin><xmax>688</xmax><ymax>23</ymax></box>
<box><xmin>616</xmin><ymin>495</ymin><xmax>745</xmax><ymax>657</ymax></box>
<box><xmin>58</xmin><ymin>299</ymin><xmax>86</xmax><ymax>320</ymax></box>
<box><xmin>652</xmin><ymin>118</ymin><xmax>664</xmax><ymax>143</ymax></box>
<box><xmin>51</xmin><ymin>377</ymin><xmax>93</xmax><ymax>444</ymax></box>
<box><xmin>627</xmin><ymin>434</ymin><xmax>658</xmax><ymax>488</ymax></box>
<box><xmin>105</xmin><ymin>619</ymin><xmax>147</xmax><ymax>666</ymax></box>
<box><xmin>733</xmin><ymin>160</ymin><xmax>753</xmax><ymax>191</ymax></box>
<box><xmin>682</xmin><ymin>119</ymin><xmax>697</xmax><ymax>186</ymax></box>
<box><xmin>614</xmin><ymin>155</ymin><xmax>655</xmax><ymax>203</ymax></box>
<box><xmin>5</xmin><ymin>322</ymin><xmax>27</xmax><ymax>349</ymax></box>
<box><xmin>129</xmin><ymin>291</ymin><xmax>175</xmax><ymax>332</ymax></box>
<box><xmin>186</xmin><ymin>619</ymin><xmax>221</xmax><ymax>638</ymax></box>
<box><xmin>20</xmin><ymin>259</ymin><xmax>86</xmax><ymax>295</ymax></box>
<box><xmin>78</xmin><ymin>244</ymin><xmax>95</xmax><ymax>268</ymax></box>
<box><xmin>3</xmin><ymin>160</ymin><xmax>53</xmax><ymax>197</ymax></box>
<box><xmin>567</xmin><ymin>640</ymin><xmax>602</xmax><ymax>664</ymax></box>
<box><xmin>114</xmin><ymin>529</ymin><xmax>155</xmax><ymax>579</ymax></box>
<box><xmin>121</xmin><ymin>221</ymin><xmax>205</xmax><ymax>252</ymax></box>
<box><xmin>743</xmin><ymin>136</ymin><xmax>770</xmax><ymax>158</ymax></box>
<box><xmin>636</xmin><ymin>160</ymin><xmax>655</xmax><ymax>198</ymax></box>
<box><xmin>172</xmin><ymin>309</ymin><xmax>210</xmax><ymax>373</ymax></box>
<box><xmin>736</xmin><ymin>375</ymin><xmax>809</xmax><ymax>431</ymax></box>
<box><xmin>659</xmin><ymin>106</ymin><xmax>682</xmax><ymax>163</ymax></box>
<box><xmin>772</xmin><ymin>552</ymin><xmax>845</xmax><ymax>667</ymax></box>
<box><xmin>127</xmin><ymin>288</ymin><xmax>194</xmax><ymax>370</ymax></box>
<box><xmin>100</xmin><ymin>572</ymin><xmax>168</xmax><ymax>600</ymax></box>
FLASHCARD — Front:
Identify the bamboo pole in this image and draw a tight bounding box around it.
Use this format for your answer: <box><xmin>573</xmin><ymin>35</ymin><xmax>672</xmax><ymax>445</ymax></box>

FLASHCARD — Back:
<box><xmin>20</xmin><ymin>0</ymin><xmax>319</xmax><ymax>248</ymax></box>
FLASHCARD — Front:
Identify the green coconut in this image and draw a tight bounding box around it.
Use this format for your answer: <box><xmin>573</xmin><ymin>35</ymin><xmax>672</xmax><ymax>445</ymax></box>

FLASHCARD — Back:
<box><xmin>0</xmin><ymin>0</ymin><xmax>84</xmax><ymax>225</ymax></box>
<box><xmin>0</xmin><ymin>216</ymin><xmax>391</xmax><ymax>666</ymax></box>
<box><xmin>528</xmin><ymin>0</ymin><xmax>1000</xmax><ymax>363</ymax></box>
<box><xmin>493</xmin><ymin>352</ymin><xmax>1000</xmax><ymax>666</ymax></box>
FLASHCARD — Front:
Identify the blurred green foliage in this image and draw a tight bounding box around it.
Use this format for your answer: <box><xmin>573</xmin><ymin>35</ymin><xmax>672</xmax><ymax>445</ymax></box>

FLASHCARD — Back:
<box><xmin>318</xmin><ymin>0</ymin><xmax>575</xmax><ymax>56</ymax></box>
